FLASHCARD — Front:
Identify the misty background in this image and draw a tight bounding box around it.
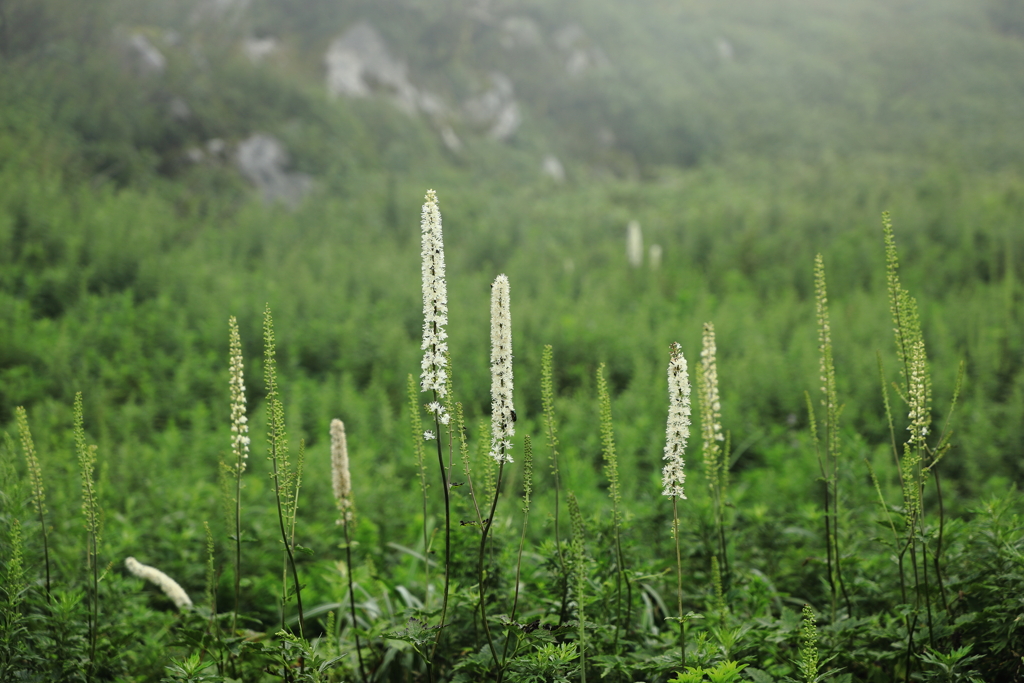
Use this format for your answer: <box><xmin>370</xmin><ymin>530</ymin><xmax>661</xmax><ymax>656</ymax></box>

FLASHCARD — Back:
<box><xmin>2</xmin><ymin>0</ymin><xmax>1024</xmax><ymax>500</ymax></box>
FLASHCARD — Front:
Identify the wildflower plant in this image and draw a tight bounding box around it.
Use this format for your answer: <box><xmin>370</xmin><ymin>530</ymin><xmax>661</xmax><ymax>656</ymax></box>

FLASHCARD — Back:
<box><xmin>541</xmin><ymin>344</ymin><xmax>569</xmax><ymax>623</ymax></box>
<box><xmin>568</xmin><ymin>491</ymin><xmax>588</xmax><ymax>683</ymax></box>
<box><xmin>478</xmin><ymin>273</ymin><xmax>515</xmax><ymax>669</ymax></box>
<box><xmin>226</xmin><ymin>315</ymin><xmax>249</xmax><ymax>632</ymax></box>
<box><xmin>597</xmin><ymin>362</ymin><xmax>630</xmax><ymax>647</ymax></box>
<box><xmin>331</xmin><ymin>418</ymin><xmax>366</xmax><ymax>682</ymax></box>
<box><xmin>74</xmin><ymin>392</ymin><xmax>101</xmax><ymax>665</ymax></box>
<box><xmin>662</xmin><ymin>342</ymin><xmax>691</xmax><ymax>669</ymax></box>
<box><xmin>798</xmin><ymin>604</ymin><xmax>820</xmax><ymax>683</ymax></box>
<box><xmin>263</xmin><ymin>305</ymin><xmax>305</xmax><ymax>640</ymax></box>
<box><xmin>809</xmin><ymin>255</ymin><xmax>850</xmax><ymax>618</ymax></box>
<box><xmin>420</xmin><ymin>189</ymin><xmax>454</xmax><ymax>671</ymax></box>
<box><xmin>16</xmin><ymin>407</ymin><xmax>49</xmax><ymax>599</ymax></box>
<box><xmin>697</xmin><ymin>323</ymin><xmax>728</xmax><ymax>578</ymax></box>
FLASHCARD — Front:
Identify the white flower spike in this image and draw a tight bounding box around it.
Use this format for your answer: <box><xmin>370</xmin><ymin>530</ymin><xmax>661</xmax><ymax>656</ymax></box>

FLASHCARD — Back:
<box><xmin>331</xmin><ymin>419</ymin><xmax>353</xmax><ymax>524</ymax></box>
<box><xmin>420</xmin><ymin>190</ymin><xmax>449</xmax><ymax>405</ymax></box>
<box><xmin>488</xmin><ymin>274</ymin><xmax>515</xmax><ymax>463</ymax></box>
<box><xmin>125</xmin><ymin>556</ymin><xmax>193</xmax><ymax>610</ymax></box>
<box><xmin>662</xmin><ymin>342</ymin><xmax>690</xmax><ymax>498</ymax></box>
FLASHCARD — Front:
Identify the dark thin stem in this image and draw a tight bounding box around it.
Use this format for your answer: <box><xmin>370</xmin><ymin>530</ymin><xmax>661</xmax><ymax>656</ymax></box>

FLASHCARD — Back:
<box><xmin>478</xmin><ymin>460</ymin><xmax>506</xmax><ymax>671</ymax></box>
<box><xmin>90</xmin><ymin>527</ymin><xmax>99</xmax><ymax>666</ymax></box>
<box><xmin>498</xmin><ymin>489</ymin><xmax>531</xmax><ymax>682</ymax></box>
<box><xmin>232</xmin><ymin>471</ymin><xmax>242</xmax><ymax>634</ymax></box>
<box><xmin>428</xmin><ymin>410</ymin><xmax>452</xmax><ymax>668</ymax></box>
<box><xmin>270</xmin><ymin>444</ymin><xmax>305</xmax><ymax>640</ymax></box>
<box><xmin>919</xmin><ymin>520</ymin><xmax>935</xmax><ymax>648</ymax></box>
<box><xmin>673</xmin><ymin>497</ymin><xmax>685</xmax><ymax>671</ymax></box>
<box><xmin>821</xmin><ymin>478</ymin><xmax>836</xmax><ymax>619</ymax></box>
<box><xmin>932</xmin><ymin>470</ymin><xmax>950</xmax><ymax>615</ymax></box>
<box><xmin>905</xmin><ymin>612</ymin><xmax>918</xmax><ymax>683</ymax></box>
<box><xmin>343</xmin><ymin>521</ymin><xmax>367</xmax><ymax>683</ymax></box>
<box><xmin>36</xmin><ymin>505</ymin><xmax>51</xmax><ymax>602</ymax></box>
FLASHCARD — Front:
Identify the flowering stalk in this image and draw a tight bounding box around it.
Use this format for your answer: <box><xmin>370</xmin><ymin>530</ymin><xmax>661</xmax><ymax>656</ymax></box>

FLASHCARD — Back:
<box><xmin>16</xmin><ymin>407</ymin><xmax>50</xmax><ymax>600</ymax></box>
<box><xmin>227</xmin><ymin>316</ymin><xmax>249</xmax><ymax>633</ymax></box>
<box><xmin>126</xmin><ymin>557</ymin><xmax>193</xmax><ymax>610</ymax></box>
<box><xmin>567</xmin><ymin>492</ymin><xmax>587</xmax><ymax>683</ymax></box>
<box><xmin>331</xmin><ymin>419</ymin><xmax>366</xmax><ymax>683</ymax></box>
<box><xmin>596</xmin><ymin>363</ymin><xmax>630</xmax><ymax>648</ymax></box>
<box><xmin>662</xmin><ymin>342</ymin><xmax>690</xmax><ymax>669</ymax></box>
<box><xmin>204</xmin><ymin>522</ymin><xmax>217</xmax><ymax>636</ymax></box>
<box><xmin>263</xmin><ymin>306</ymin><xmax>305</xmax><ymax>642</ymax></box>
<box><xmin>479</xmin><ymin>274</ymin><xmax>514</xmax><ymax>670</ymax></box>
<box><xmin>883</xmin><ymin>215</ymin><xmax>937</xmax><ymax>642</ymax></box>
<box><xmin>798</xmin><ymin>604</ymin><xmax>820</xmax><ymax>683</ymax></box>
<box><xmin>420</xmin><ymin>190</ymin><xmax>453</xmax><ymax>674</ymax></box>
<box><xmin>812</xmin><ymin>255</ymin><xmax>851</xmax><ymax>618</ymax></box>
<box><xmin>488</xmin><ymin>274</ymin><xmax>514</xmax><ymax>464</ymax></box>
<box><xmin>541</xmin><ymin>345</ymin><xmax>570</xmax><ymax>624</ymax></box>
<box><xmin>74</xmin><ymin>392</ymin><xmax>101</xmax><ymax>666</ymax></box>
<box><xmin>697</xmin><ymin>323</ymin><xmax>728</xmax><ymax>579</ymax></box>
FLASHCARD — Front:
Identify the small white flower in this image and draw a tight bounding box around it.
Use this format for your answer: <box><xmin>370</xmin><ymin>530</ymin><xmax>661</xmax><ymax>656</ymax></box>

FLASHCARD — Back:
<box><xmin>424</xmin><ymin>430</ymin><xmax>436</xmax><ymax>441</ymax></box>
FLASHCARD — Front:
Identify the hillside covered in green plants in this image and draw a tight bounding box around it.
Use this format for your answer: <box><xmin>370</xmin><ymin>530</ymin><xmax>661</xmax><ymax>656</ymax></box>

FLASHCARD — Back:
<box><xmin>2</xmin><ymin>0</ymin><xmax>1024</xmax><ymax>681</ymax></box>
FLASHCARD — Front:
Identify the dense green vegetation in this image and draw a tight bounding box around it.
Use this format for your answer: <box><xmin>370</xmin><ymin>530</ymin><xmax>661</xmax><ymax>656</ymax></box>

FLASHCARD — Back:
<box><xmin>2</xmin><ymin>0</ymin><xmax>1023</xmax><ymax>681</ymax></box>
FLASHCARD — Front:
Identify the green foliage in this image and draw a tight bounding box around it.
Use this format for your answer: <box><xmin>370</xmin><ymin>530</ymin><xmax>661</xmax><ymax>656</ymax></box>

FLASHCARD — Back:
<box><xmin>2</xmin><ymin>1</ymin><xmax>1024</xmax><ymax>681</ymax></box>
<box><xmin>669</xmin><ymin>660</ymin><xmax>747</xmax><ymax>683</ymax></box>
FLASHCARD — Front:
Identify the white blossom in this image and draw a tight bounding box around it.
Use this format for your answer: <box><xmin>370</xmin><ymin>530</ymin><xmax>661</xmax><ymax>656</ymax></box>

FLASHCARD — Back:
<box><xmin>488</xmin><ymin>274</ymin><xmax>515</xmax><ymax>463</ymax></box>
<box><xmin>331</xmin><ymin>419</ymin><xmax>353</xmax><ymax>524</ymax></box>
<box><xmin>626</xmin><ymin>220</ymin><xmax>643</xmax><ymax>268</ymax></box>
<box><xmin>125</xmin><ymin>556</ymin><xmax>193</xmax><ymax>610</ymax></box>
<box><xmin>424</xmin><ymin>430</ymin><xmax>436</xmax><ymax>441</ymax></box>
<box><xmin>420</xmin><ymin>190</ymin><xmax>449</xmax><ymax>399</ymax></box>
<box><xmin>228</xmin><ymin>316</ymin><xmax>249</xmax><ymax>473</ymax></box>
<box><xmin>662</xmin><ymin>342</ymin><xmax>691</xmax><ymax>498</ymax></box>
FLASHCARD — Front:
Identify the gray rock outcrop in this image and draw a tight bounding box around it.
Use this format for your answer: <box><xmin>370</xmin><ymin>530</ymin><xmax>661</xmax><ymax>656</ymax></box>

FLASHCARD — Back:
<box><xmin>122</xmin><ymin>33</ymin><xmax>166</xmax><ymax>78</ymax></box>
<box><xmin>553</xmin><ymin>23</ymin><xmax>609</xmax><ymax>77</ymax></box>
<box><xmin>235</xmin><ymin>134</ymin><xmax>312</xmax><ymax>207</ymax></box>
<box><xmin>463</xmin><ymin>73</ymin><xmax>521</xmax><ymax>141</ymax></box>
<box><xmin>325</xmin><ymin>22</ymin><xmax>418</xmax><ymax>114</ymax></box>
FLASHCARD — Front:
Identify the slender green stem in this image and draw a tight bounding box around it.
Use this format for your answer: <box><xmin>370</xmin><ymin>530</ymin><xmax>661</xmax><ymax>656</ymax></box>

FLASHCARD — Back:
<box><xmin>673</xmin><ymin>496</ymin><xmax>685</xmax><ymax>671</ymax></box>
<box><xmin>232</xmin><ymin>471</ymin><xmax>242</xmax><ymax>634</ymax></box>
<box><xmin>270</xmin><ymin>444</ymin><xmax>305</xmax><ymax>639</ymax></box>
<box><xmin>541</xmin><ymin>346</ymin><xmax>570</xmax><ymax>625</ymax></box>
<box><xmin>343</xmin><ymin>520</ymin><xmax>367</xmax><ymax>682</ymax></box>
